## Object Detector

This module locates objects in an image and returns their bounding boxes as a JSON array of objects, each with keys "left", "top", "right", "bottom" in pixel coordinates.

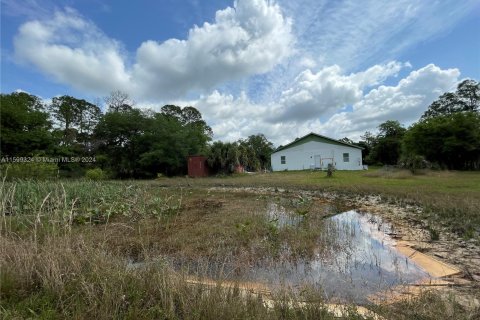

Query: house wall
[{"left": 271, "top": 141, "right": 362, "bottom": 171}]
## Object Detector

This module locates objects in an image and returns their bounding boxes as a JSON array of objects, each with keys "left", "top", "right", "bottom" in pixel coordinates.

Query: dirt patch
[
  {"left": 352, "top": 194, "right": 480, "bottom": 280},
  {"left": 186, "top": 198, "right": 225, "bottom": 211},
  {"left": 204, "top": 186, "right": 480, "bottom": 309},
  {"left": 350, "top": 195, "right": 480, "bottom": 309},
  {"left": 394, "top": 241, "right": 460, "bottom": 278}
]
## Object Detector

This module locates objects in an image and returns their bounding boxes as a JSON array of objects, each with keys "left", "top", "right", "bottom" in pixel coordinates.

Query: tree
[
  {"left": 378, "top": 120, "right": 406, "bottom": 138},
  {"left": 403, "top": 112, "right": 480, "bottom": 170},
  {"left": 207, "top": 141, "right": 240, "bottom": 173},
  {"left": 402, "top": 80, "right": 480, "bottom": 170},
  {"left": 237, "top": 141, "right": 260, "bottom": 171},
  {"left": 368, "top": 120, "right": 406, "bottom": 165},
  {"left": 457, "top": 79, "right": 480, "bottom": 112},
  {"left": 422, "top": 79, "right": 479, "bottom": 120},
  {"left": 238, "top": 134, "right": 274, "bottom": 171},
  {"left": 161, "top": 105, "right": 212, "bottom": 136},
  {"left": 0, "top": 92, "right": 53, "bottom": 156},
  {"left": 95, "top": 105, "right": 212, "bottom": 178},
  {"left": 95, "top": 108, "right": 148, "bottom": 178},
  {"left": 339, "top": 137, "right": 354, "bottom": 144},
  {"left": 160, "top": 105, "right": 212, "bottom": 157},
  {"left": 161, "top": 105, "right": 183, "bottom": 120},
  {"left": 138, "top": 112, "right": 201, "bottom": 177},
  {"left": 206, "top": 134, "right": 274, "bottom": 174},
  {"left": 104, "top": 90, "right": 133, "bottom": 113},
  {"left": 50, "top": 95, "right": 101, "bottom": 149},
  {"left": 358, "top": 131, "right": 376, "bottom": 164},
  {"left": 179, "top": 107, "right": 213, "bottom": 155}
]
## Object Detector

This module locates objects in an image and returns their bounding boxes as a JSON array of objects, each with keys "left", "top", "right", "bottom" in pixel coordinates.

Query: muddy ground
[{"left": 206, "top": 186, "right": 480, "bottom": 309}]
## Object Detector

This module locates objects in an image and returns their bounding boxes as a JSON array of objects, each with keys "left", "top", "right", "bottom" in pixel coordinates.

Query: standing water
[
  {"left": 241, "top": 208, "right": 430, "bottom": 303},
  {"left": 133, "top": 201, "right": 431, "bottom": 304}
]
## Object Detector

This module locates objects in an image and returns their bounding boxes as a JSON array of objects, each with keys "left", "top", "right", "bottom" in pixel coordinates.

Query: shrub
[
  {"left": 399, "top": 154, "right": 429, "bottom": 174},
  {"left": 0, "top": 162, "right": 58, "bottom": 180},
  {"left": 85, "top": 168, "right": 107, "bottom": 180}
]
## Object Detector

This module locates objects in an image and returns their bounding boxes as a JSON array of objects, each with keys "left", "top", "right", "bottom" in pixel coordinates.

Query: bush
[
  {"left": 399, "top": 154, "right": 429, "bottom": 174},
  {"left": 85, "top": 168, "right": 107, "bottom": 180},
  {"left": 0, "top": 162, "right": 58, "bottom": 180}
]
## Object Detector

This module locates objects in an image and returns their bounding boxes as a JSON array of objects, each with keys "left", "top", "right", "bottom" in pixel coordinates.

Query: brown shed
[{"left": 187, "top": 155, "right": 209, "bottom": 177}]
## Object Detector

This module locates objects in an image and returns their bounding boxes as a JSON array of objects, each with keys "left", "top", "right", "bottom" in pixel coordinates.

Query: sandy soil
[{"left": 207, "top": 186, "right": 480, "bottom": 309}]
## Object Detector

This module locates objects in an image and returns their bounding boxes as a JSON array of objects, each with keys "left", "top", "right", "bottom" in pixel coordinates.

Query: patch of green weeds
[{"left": 427, "top": 226, "right": 440, "bottom": 241}]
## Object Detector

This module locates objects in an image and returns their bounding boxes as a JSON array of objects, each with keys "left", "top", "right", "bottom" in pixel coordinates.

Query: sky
[{"left": 1, "top": 0, "right": 479, "bottom": 146}]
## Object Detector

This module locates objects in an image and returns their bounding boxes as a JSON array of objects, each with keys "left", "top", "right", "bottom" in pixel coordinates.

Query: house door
[{"left": 314, "top": 155, "right": 321, "bottom": 169}]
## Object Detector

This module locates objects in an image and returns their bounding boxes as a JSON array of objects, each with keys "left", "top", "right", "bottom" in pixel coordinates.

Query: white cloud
[
  {"left": 316, "top": 64, "right": 461, "bottom": 141},
  {"left": 14, "top": 8, "right": 131, "bottom": 95},
  {"left": 193, "top": 90, "right": 263, "bottom": 119},
  {"left": 182, "top": 63, "right": 460, "bottom": 146},
  {"left": 13, "top": 0, "right": 293, "bottom": 99},
  {"left": 173, "top": 90, "right": 270, "bottom": 142},
  {"left": 270, "top": 61, "right": 406, "bottom": 122},
  {"left": 132, "top": 0, "right": 292, "bottom": 98},
  {"left": 171, "top": 89, "right": 296, "bottom": 144},
  {"left": 253, "top": 0, "right": 476, "bottom": 105},
  {"left": 9, "top": 0, "right": 473, "bottom": 147}
]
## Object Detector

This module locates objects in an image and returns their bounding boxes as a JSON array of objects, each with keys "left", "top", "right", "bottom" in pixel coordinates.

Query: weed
[
  {"left": 427, "top": 226, "right": 440, "bottom": 241},
  {"left": 1, "top": 174, "right": 479, "bottom": 319}
]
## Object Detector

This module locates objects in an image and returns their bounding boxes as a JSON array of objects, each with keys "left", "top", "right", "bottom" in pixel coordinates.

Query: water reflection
[
  {"left": 243, "top": 209, "right": 429, "bottom": 303},
  {"left": 267, "top": 202, "right": 305, "bottom": 227},
  {"left": 131, "top": 205, "right": 430, "bottom": 304}
]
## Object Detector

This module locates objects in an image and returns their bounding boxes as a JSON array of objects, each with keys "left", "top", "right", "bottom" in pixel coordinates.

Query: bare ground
[{"left": 205, "top": 185, "right": 480, "bottom": 310}]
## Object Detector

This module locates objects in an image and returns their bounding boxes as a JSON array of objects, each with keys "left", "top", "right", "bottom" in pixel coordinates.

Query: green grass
[
  {"left": 158, "top": 168, "right": 480, "bottom": 238},
  {"left": 178, "top": 168, "right": 480, "bottom": 194}
]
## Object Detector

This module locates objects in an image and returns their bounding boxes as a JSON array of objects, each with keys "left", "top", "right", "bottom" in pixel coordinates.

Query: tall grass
[
  {"left": 0, "top": 180, "right": 183, "bottom": 238},
  {"left": 1, "top": 178, "right": 479, "bottom": 319},
  {"left": 0, "top": 180, "right": 348, "bottom": 319}
]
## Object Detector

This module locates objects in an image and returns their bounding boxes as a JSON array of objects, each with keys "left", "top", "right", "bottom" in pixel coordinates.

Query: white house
[{"left": 271, "top": 133, "right": 363, "bottom": 171}]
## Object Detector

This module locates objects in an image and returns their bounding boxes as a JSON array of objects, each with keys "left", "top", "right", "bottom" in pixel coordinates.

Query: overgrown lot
[
  {"left": 164, "top": 168, "right": 480, "bottom": 239},
  {"left": 1, "top": 169, "right": 479, "bottom": 319}
]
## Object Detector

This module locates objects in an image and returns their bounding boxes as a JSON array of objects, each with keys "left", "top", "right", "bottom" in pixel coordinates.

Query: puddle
[
  {"left": 129, "top": 202, "right": 432, "bottom": 304},
  {"left": 187, "top": 209, "right": 428, "bottom": 304},
  {"left": 267, "top": 202, "right": 305, "bottom": 228},
  {"left": 243, "top": 209, "right": 429, "bottom": 303}
]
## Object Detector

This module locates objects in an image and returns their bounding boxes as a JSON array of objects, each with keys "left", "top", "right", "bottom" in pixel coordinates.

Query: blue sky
[{"left": 1, "top": 0, "right": 479, "bottom": 145}]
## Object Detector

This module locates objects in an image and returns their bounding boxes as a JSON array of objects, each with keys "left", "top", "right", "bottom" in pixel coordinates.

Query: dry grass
[
  {"left": 1, "top": 175, "right": 479, "bottom": 319},
  {"left": 0, "top": 227, "right": 356, "bottom": 319}
]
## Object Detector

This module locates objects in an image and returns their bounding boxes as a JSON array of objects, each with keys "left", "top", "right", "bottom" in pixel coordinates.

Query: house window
[
  {"left": 343, "top": 153, "right": 349, "bottom": 162},
  {"left": 281, "top": 156, "right": 286, "bottom": 164}
]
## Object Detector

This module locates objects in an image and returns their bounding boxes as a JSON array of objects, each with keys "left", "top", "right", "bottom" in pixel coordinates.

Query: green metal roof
[{"left": 272, "top": 132, "right": 363, "bottom": 153}]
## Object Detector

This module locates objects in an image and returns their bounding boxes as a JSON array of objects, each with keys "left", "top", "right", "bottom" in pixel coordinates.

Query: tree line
[
  {"left": 356, "top": 79, "right": 480, "bottom": 170},
  {"left": 1, "top": 79, "right": 478, "bottom": 178},
  {"left": 0, "top": 91, "right": 273, "bottom": 178}
]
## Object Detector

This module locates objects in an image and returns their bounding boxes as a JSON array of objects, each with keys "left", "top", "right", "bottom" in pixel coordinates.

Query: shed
[
  {"left": 187, "top": 155, "right": 209, "bottom": 177},
  {"left": 271, "top": 133, "right": 363, "bottom": 171}
]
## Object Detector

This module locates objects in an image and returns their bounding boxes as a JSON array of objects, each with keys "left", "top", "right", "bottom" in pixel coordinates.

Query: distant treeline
[
  {"left": 354, "top": 79, "right": 480, "bottom": 170},
  {"left": 1, "top": 79, "right": 479, "bottom": 179},
  {"left": 0, "top": 91, "right": 274, "bottom": 178}
]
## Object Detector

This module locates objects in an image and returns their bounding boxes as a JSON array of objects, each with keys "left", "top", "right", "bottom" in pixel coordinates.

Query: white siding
[{"left": 271, "top": 141, "right": 362, "bottom": 171}]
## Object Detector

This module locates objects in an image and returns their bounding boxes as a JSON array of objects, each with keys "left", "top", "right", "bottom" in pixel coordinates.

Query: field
[
  {"left": 165, "top": 168, "right": 480, "bottom": 238},
  {"left": 1, "top": 168, "right": 479, "bottom": 319}
]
